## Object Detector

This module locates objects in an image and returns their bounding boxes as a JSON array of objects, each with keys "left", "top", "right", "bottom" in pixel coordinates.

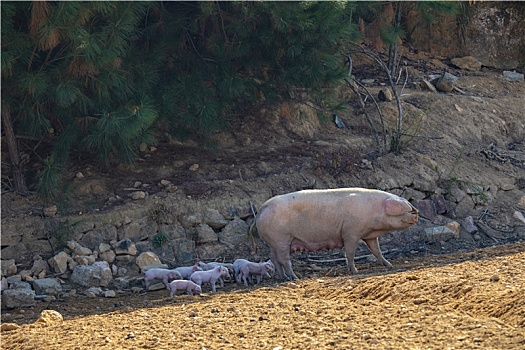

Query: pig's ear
[{"left": 384, "top": 198, "right": 412, "bottom": 216}]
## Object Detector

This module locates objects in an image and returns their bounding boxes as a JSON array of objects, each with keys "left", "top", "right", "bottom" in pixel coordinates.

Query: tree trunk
[{"left": 1, "top": 104, "right": 29, "bottom": 195}]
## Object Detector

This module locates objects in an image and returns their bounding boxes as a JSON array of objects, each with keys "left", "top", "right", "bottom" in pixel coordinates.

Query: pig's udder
[{"left": 290, "top": 238, "right": 343, "bottom": 252}]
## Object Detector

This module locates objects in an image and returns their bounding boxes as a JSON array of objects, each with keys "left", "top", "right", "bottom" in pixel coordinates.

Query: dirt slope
[{"left": 2, "top": 243, "right": 524, "bottom": 349}]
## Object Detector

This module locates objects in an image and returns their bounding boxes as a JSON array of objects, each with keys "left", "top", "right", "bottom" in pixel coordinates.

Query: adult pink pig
[{"left": 254, "top": 188, "right": 419, "bottom": 280}]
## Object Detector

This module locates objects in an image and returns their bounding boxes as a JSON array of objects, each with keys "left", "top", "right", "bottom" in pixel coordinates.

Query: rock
[
  {"left": 27, "top": 240, "right": 54, "bottom": 257},
  {"left": 131, "top": 287, "right": 143, "bottom": 293},
  {"left": 170, "top": 239, "right": 195, "bottom": 264},
  {"left": 117, "top": 267, "right": 129, "bottom": 277},
  {"left": 114, "top": 238, "right": 138, "bottom": 256},
  {"left": 11, "top": 281, "right": 32, "bottom": 290},
  {"left": 1, "top": 289, "right": 36, "bottom": 308},
  {"left": 424, "top": 226, "right": 456, "bottom": 243},
  {"left": 68, "top": 260, "right": 78, "bottom": 271},
  {"left": 19, "top": 270, "right": 32, "bottom": 281},
  {"left": 431, "top": 195, "right": 448, "bottom": 215},
  {"left": 73, "top": 246, "right": 93, "bottom": 256},
  {"left": 71, "top": 222, "right": 96, "bottom": 235},
  {"left": 1, "top": 323, "right": 20, "bottom": 332},
  {"left": 131, "top": 191, "right": 146, "bottom": 200},
  {"left": 99, "top": 250, "right": 116, "bottom": 264},
  {"left": 413, "top": 199, "right": 437, "bottom": 221},
  {"left": 74, "top": 255, "right": 96, "bottom": 265},
  {"left": 1, "top": 259, "right": 17, "bottom": 277},
  {"left": 32, "top": 278, "right": 62, "bottom": 295},
  {"left": 115, "top": 255, "right": 135, "bottom": 263},
  {"left": 445, "top": 221, "right": 461, "bottom": 238},
  {"left": 204, "top": 209, "right": 229, "bottom": 229},
  {"left": 31, "top": 258, "right": 51, "bottom": 276},
  {"left": 179, "top": 214, "right": 202, "bottom": 229},
  {"left": 1, "top": 243, "right": 29, "bottom": 261},
  {"left": 513, "top": 211, "right": 525, "bottom": 224},
  {"left": 147, "top": 282, "right": 165, "bottom": 291},
  {"left": 519, "top": 195, "right": 525, "bottom": 207},
  {"left": 43, "top": 205, "right": 57, "bottom": 217},
  {"left": 451, "top": 56, "right": 482, "bottom": 71},
  {"left": 113, "top": 277, "right": 130, "bottom": 290},
  {"left": 217, "top": 217, "right": 250, "bottom": 249},
  {"left": 333, "top": 115, "right": 345, "bottom": 128},
  {"left": 86, "top": 287, "right": 103, "bottom": 296},
  {"left": 66, "top": 240, "right": 79, "bottom": 250},
  {"left": 195, "top": 224, "right": 218, "bottom": 244},
  {"left": 43, "top": 295, "right": 56, "bottom": 302},
  {"left": 421, "top": 79, "right": 437, "bottom": 92},
  {"left": 1, "top": 230, "right": 22, "bottom": 246},
  {"left": 70, "top": 261, "right": 113, "bottom": 287},
  {"left": 135, "top": 252, "right": 162, "bottom": 272},
  {"left": 117, "top": 220, "right": 154, "bottom": 242},
  {"left": 455, "top": 196, "right": 476, "bottom": 217},
  {"left": 80, "top": 225, "right": 118, "bottom": 251},
  {"left": 98, "top": 242, "right": 112, "bottom": 253},
  {"left": 435, "top": 72, "right": 457, "bottom": 93},
  {"left": 48, "top": 252, "right": 71, "bottom": 274},
  {"left": 189, "top": 164, "right": 199, "bottom": 172},
  {"left": 503, "top": 71, "right": 524, "bottom": 82},
  {"left": 461, "top": 216, "right": 478, "bottom": 234},
  {"left": 160, "top": 179, "right": 172, "bottom": 187},
  {"left": 133, "top": 181, "right": 142, "bottom": 188},
  {"left": 195, "top": 242, "right": 228, "bottom": 260},
  {"left": 104, "top": 290, "right": 116, "bottom": 298},
  {"left": 35, "top": 310, "right": 63, "bottom": 326},
  {"left": 361, "top": 79, "right": 375, "bottom": 84},
  {"left": 1, "top": 277, "right": 8, "bottom": 292},
  {"left": 449, "top": 187, "right": 467, "bottom": 203},
  {"left": 75, "top": 171, "right": 84, "bottom": 179},
  {"left": 6, "top": 275, "right": 22, "bottom": 284},
  {"left": 378, "top": 88, "right": 393, "bottom": 102},
  {"left": 418, "top": 155, "right": 438, "bottom": 172}
]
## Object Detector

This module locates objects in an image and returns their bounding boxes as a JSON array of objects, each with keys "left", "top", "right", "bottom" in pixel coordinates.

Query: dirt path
[{"left": 2, "top": 243, "right": 524, "bottom": 349}]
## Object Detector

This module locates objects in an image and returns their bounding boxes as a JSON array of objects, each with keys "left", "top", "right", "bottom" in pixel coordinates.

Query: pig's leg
[
  {"left": 363, "top": 237, "right": 392, "bottom": 268},
  {"left": 241, "top": 270, "right": 249, "bottom": 286},
  {"left": 162, "top": 276, "right": 170, "bottom": 290},
  {"left": 343, "top": 237, "right": 360, "bottom": 274},
  {"left": 270, "top": 250, "right": 286, "bottom": 280},
  {"left": 211, "top": 279, "right": 217, "bottom": 292},
  {"left": 272, "top": 247, "right": 298, "bottom": 280}
]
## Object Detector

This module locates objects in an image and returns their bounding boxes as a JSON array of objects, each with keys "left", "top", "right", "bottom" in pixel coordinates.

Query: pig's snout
[{"left": 402, "top": 208, "right": 419, "bottom": 224}]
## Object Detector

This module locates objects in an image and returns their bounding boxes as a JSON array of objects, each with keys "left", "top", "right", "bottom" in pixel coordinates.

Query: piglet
[
  {"left": 232, "top": 259, "right": 250, "bottom": 283},
  {"left": 169, "top": 280, "right": 202, "bottom": 297},
  {"left": 144, "top": 268, "right": 182, "bottom": 290},
  {"left": 190, "top": 266, "right": 230, "bottom": 292},
  {"left": 175, "top": 264, "right": 202, "bottom": 280},
  {"left": 238, "top": 261, "right": 273, "bottom": 286}
]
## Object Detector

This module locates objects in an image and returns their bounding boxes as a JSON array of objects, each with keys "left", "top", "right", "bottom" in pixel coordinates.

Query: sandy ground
[{"left": 1, "top": 242, "right": 524, "bottom": 350}]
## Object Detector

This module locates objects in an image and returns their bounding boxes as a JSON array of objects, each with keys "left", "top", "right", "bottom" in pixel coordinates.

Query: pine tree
[
  {"left": 2, "top": 1, "right": 362, "bottom": 202},
  {"left": 2, "top": 1, "right": 157, "bottom": 201}
]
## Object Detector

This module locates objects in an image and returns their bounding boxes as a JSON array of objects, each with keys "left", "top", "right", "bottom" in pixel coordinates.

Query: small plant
[
  {"left": 36, "top": 157, "right": 61, "bottom": 203},
  {"left": 148, "top": 204, "right": 174, "bottom": 224},
  {"left": 44, "top": 218, "right": 75, "bottom": 253},
  {"left": 152, "top": 232, "right": 168, "bottom": 249}
]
